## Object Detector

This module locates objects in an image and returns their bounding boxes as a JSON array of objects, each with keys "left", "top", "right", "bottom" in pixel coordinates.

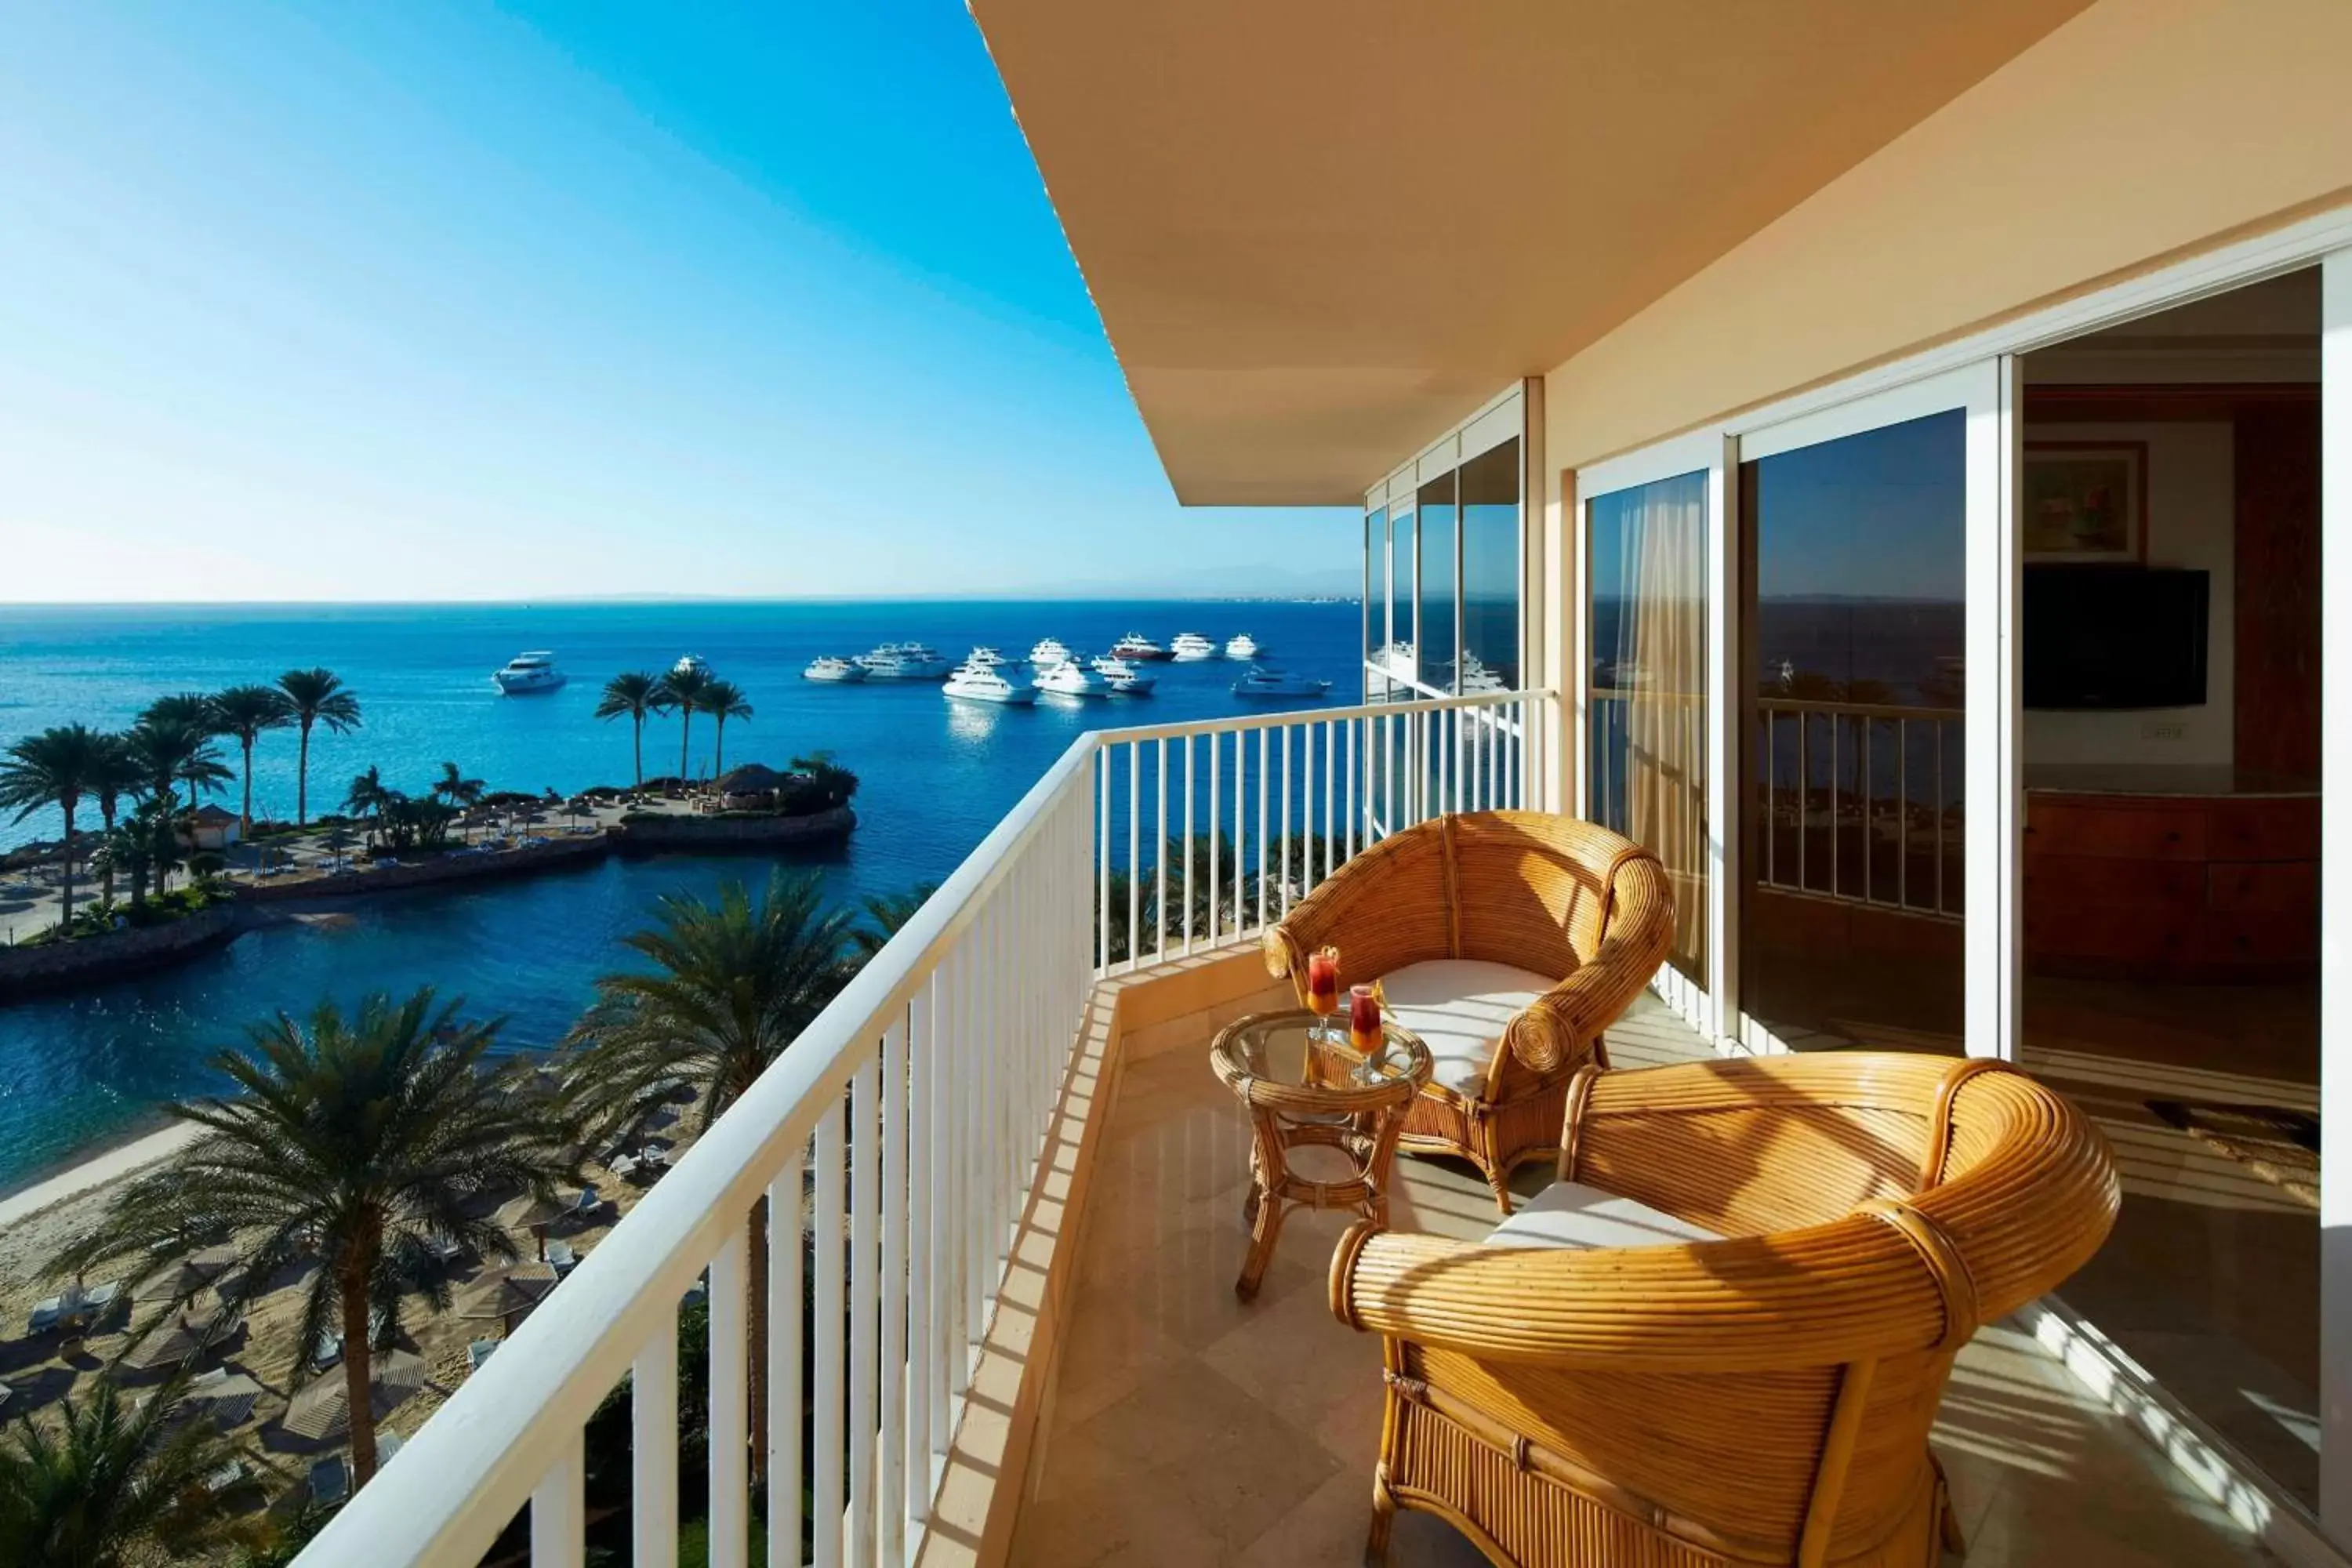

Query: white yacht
[
  {"left": 1034, "top": 659, "right": 1110, "bottom": 699},
  {"left": 1457, "top": 652, "right": 1510, "bottom": 694},
  {"left": 803, "top": 656, "right": 867, "bottom": 684},
  {"left": 1029, "top": 637, "right": 1073, "bottom": 667},
  {"left": 1091, "top": 655, "right": 1158, "bottom": 695},
  {"left": 855, "top": 643, "right": 953, "bottom": 681},
  {"left": 964, "top": 645, "right": 1020, "bottom": 670},
  {"left": 943, "top": 662, "right": 1038, "bottom": 706},
  {"left": 1231, "top": 666, "right": 1330, "bottom": 700},
  {"left": 671, "top": 653, "right": 710, "bottom": 679},
  {"left": 1224, "top": 633, "right": 1263, "bottom": 660},
  {"left": 1110, "top": 632, "right": 1171, "bottom": 662},
  {"left": 492, "top": 651, "right": 567, "bottom": 695},
  {"left": 1171, "top": 632, "right": 1218, "bottom": 661}
]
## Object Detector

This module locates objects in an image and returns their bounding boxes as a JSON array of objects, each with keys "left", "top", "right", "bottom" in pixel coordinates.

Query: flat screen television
[{"left": 2023, "top": 564, "right": 2209, "bottom": 710}]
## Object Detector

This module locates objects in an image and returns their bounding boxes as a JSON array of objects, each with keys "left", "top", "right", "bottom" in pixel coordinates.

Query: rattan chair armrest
[
  {"left": 1329, "top": 1221, "right": 1948, "bottom": 1373},
  {"left": 1495, "top": 866, "right": 1675, "bottom": 1076}
]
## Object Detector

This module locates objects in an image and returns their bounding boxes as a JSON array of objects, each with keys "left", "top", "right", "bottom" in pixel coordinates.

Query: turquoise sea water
[{"left": 0, "top": 600, "right": 1360, "bottom": 1191}]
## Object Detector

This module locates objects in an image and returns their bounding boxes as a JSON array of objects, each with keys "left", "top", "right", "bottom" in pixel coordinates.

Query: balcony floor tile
[{"left": 1013, "top": 995, "right": 2279, "bottom": 1566}]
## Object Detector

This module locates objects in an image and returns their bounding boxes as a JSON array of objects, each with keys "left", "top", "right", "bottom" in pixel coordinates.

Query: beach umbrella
[
  {"left": 496, "top": 1192, "right": 566, "bottom": 1258},
  {"left": 177, "top": 1372, "right": 264, "bottom": 1431},
  {"left": 134, "top": 1245, "right": 240, "bottom": 1304},
  {"left": 117, "top": 1311, "right": 212, "bottom": 1372},
  {"left": 282, "top": 1348, "right": 427, "bottom": 1443},
  {"left": 453, "top": 1265, "right": 556, "bottom": 1330}
]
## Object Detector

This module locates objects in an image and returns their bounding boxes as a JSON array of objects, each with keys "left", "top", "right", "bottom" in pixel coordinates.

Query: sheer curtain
[{"left": 1595, "top": 471, "right": 1708, "bottom": 982}]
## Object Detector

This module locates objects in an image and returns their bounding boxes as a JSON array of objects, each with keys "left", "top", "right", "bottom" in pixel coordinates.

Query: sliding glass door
[{"left": 1732, "top": 365, "right": 2009, "bottom": 1059}]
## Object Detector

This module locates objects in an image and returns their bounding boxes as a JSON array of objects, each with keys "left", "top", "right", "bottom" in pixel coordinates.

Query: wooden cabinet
[{"left": 2023, "top": 791, "right": 2317, "bottom": 981}]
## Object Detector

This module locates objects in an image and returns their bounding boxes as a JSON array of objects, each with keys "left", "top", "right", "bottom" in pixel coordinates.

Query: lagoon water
[{"left": 0, "top": 600, "right": 1361, "bottom": 1191}]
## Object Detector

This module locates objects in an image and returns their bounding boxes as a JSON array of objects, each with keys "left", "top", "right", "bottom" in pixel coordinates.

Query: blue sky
[{"left": 0, "top": 2, "right": 1351, "bottom": 601}]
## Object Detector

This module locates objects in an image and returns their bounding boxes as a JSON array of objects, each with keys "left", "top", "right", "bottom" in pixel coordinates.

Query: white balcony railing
[{"left": 296, "top": 685, "right": 1549, "bottom": 1568}]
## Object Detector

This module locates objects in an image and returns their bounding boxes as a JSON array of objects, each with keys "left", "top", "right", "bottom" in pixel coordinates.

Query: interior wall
[{"left": 2020, "top": 422, "right": 2235, "bottom": 766}]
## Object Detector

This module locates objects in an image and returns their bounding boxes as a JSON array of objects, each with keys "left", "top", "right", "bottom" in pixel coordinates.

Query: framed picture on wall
[{"left": 2022, "top": 441, "right": 2147, "bottom": 563}]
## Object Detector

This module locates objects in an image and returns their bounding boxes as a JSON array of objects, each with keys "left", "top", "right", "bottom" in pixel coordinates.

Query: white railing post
[
  {"left": 814, "top": 1098, "right": 846, "bottom": 1568},
  {"left": 531, "top": 1435, "right": 585, "bottom": 1568},
  {"left": 708, "top": 1224, "right": 749, "bottom": 1568},
  {"left": 880, "top": 1014, "right": 909, "bottom": 1563},
  {"left": 768, "top": 1147, "right": 803, "bottom": 1568},
  {"left": 634, "top": 1323, "right": 679, "bottom": 1568}
]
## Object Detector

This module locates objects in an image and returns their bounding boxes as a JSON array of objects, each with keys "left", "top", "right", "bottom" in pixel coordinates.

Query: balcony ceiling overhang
[{"left": 971, "top": 0, "right": 2095, "bottom": 506}]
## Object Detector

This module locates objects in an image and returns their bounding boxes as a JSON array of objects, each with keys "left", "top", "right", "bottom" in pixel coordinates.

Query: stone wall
[
  {"left": 240, "top": 833, "right": 611, "bottom": 902},
  {"left": 0, "top": 902, "right": 242, "bottom": 999},
  {"left": 612, "top": 806, "right": 857, "bottom": 850}
]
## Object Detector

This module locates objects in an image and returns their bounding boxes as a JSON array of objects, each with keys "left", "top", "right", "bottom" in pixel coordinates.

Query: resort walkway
[{"left": 1011, "top": 995, "right": 2278, "bottom": 1566}]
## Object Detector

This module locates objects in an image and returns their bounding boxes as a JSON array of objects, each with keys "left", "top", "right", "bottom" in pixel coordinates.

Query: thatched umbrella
[
  {"left": 281, "top": 1348, "right": 427, "bottom": 1443},
  {"left": 178, "top": 1372, "right": 264, "bottom": 1430},
  {"left": 318, "top": 828, "right": 360, "bottom": 874},
  {"left": 495, "top": 1192, "right": 566, "bottom": 1259},
  {"left": 453, "top": 1265, "right": 557, "bottom": 1333},
  {"left": 117, "top": 1311, "right": 215, "bottom": 1373},
  {"left": 134, "top": 1245, "right": 240, "bottom": 1304}
]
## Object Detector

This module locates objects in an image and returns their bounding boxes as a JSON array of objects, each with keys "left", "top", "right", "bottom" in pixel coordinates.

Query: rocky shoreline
[{"left": 0, "top": 806, "right": 857, "bottom": 1001}]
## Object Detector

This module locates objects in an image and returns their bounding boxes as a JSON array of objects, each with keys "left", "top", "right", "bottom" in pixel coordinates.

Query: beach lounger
[
  {"left": 607, "top": 1153, "right": 640, "bottom": 1181},
  {"left": 309, "top": 1457, "right": 350, "bottom": 1504},
  {"left": 468, "top": 1338, "right": 499, "bottom": 1372},
  {"left": 430, "top": 1234, "right": 466, "bottom": 1263},
  {"left": 546, "top": 1240, "right": 579, "bottom": 1276},
  {"left": 311, "top": 1330, "right": 343, "bottom": 1371},
  {"left": 564, "top": 1185, "right": 602, "bottom": 1220},
  {"left": 204, "top": 1458, "right": 246, "bottom": 1494},
  {"left": 379, "top": 1431, "right": 406, "bottom": 1465}
]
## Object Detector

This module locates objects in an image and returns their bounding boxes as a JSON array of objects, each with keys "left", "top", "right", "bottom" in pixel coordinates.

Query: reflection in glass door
[
  {"left": 1740, "top": 409, "right": 1969, "bottom": 1054},
  {"left": 1589, "top": 471, "right": 1710, "bottom": 989}
]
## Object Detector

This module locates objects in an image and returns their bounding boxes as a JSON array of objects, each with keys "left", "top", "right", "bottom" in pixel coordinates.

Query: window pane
[
  {"left": 1460, "top": 439, "right": 1520, "bottom": 691},
  {"left": 1417, "top": 470, "right": 1457, "bottom": 692},
  {"left": 1363, "top": 507, "right": 1388, "bottom": 700},
  {"left": 1387, "top": 509, "right": 1417, "bottom": 686},
  {"left": 1588, "top": 470, "right": 1708, "bottom": 983},
  {"left": 1740, "top": 408, "right": 1965, "bottom": 1050}
]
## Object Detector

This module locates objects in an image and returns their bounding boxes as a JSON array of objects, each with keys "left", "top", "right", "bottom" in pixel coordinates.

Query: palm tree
[
  {"left": 126, "top": 720, "right": 230, "bottom": 816},
  {"left": 276, "top": 670, "right": 361, "bottom": 828},
  {"left": 58, "top": 989, "right": 583, "bottom": 1492},
  {"left": 209, "top": 685, "right": 294, "bottom": 836},
  {"left": 593, "top": 673, "right": 671, "bottom": 793},
  {"left": 343, "top": 767, "right": 394, "bottom": 848},
  {"left": 0, "top": 724, "right": 107, "bottom": 921},
  {"left": 696, "top": 680, "right": 753, "bottom": 778},
  {"left": 95, "top": 800, "right": 182, "bottom": 910},
  {"left": 139, "top": 692, "right": 216, "bottom": 735},
  {"left": 87, "top": 734, "right": 145, "bottom": 906},
  {"left": 655, "top": 666, "right": 713, "bottom": 784},
  {"left": 849, "top": 880, "right": 940, "bottom": 963},
  {"left": 432, "top": 763, "right": 485, "bottom": 841},
  {"left": 564, "top": 871, "right": 858, "bottom": 1486},
  {"left": 0, "top": 1370, "right": 258, "bottom": 1566}
]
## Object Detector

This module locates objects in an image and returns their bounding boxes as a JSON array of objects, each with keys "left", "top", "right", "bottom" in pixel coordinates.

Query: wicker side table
[{"left": 1208, "top": 1008, "right": 1433, "bottom": 1301}]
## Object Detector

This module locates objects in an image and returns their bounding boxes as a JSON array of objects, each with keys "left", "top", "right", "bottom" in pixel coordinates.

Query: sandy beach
[{"left": 0, "top": 1104, "right": 687, "bottom": 1508}]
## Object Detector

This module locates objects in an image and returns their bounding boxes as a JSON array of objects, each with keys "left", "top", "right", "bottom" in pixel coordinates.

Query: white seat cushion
[
  {"left": 1380, "top": 959, "right": 1555, "bottom": 1097},
  {"left": 1483, "top": 1179, "right": 1721, "bottom": 1250}
]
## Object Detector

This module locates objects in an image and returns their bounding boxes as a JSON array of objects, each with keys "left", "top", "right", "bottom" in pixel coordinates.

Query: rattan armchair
[
  {"left": 1329, "top": 1053, "right": 2119, "bottom": 1568},
  {"left": 1264, "top": 811, "right": 1675, "bottom": 1213}
]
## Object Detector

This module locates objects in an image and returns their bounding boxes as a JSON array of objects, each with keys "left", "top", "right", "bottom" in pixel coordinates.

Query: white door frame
[
  {"left": 1730, "top": 361, "right": 2013, "bottom": 1063},
  {"left": 1577, "top": 428, "right": 1732, "bottom": 1042},
  {"left": 2319, "top": 245, "right": 2352, "bottom": 1549}
]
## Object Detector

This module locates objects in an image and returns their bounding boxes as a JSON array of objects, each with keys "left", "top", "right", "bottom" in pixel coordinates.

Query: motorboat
[
  {"left": 1224, "top": 633, "right": 1263, "bottom": 660},
  {"left": 1029, "top": 637, "right": 1074, "bottom": 667},
  {"left": 1457, "top": 652, "right": 1511, "bottom": 694},
  {"left": 492, "top": 652, "right": 567, "bottom": 695},
  {"left": 1171, "top": 632, "right": 1218, "bottom": 661},
  {"left": 1110, "top": 632, "right": 1171, "bottom": 662},
  {"left": 671, "top": 653, "right": 710, "bottom": 679},
  {"left": 944, "top": 662, "right": 1039, "bottom": 706},
  {"left": 964, "top": 645, "right": 1021, "bottom": 670},
  {"left": 1230, "top": 666, "right": 1331, "bottom": 700},
  {"left": 1034, "top": 660, "right": 1110, "bottom": 699},
  {"left": 803, "top": 656, "right": 867, "bottom": 684},
  {"left": 855, "top": 643, "right": 954, "bottom": 681},
  {"left": 1091, "top": 655, "right": 1158, "bottom": 695}
]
